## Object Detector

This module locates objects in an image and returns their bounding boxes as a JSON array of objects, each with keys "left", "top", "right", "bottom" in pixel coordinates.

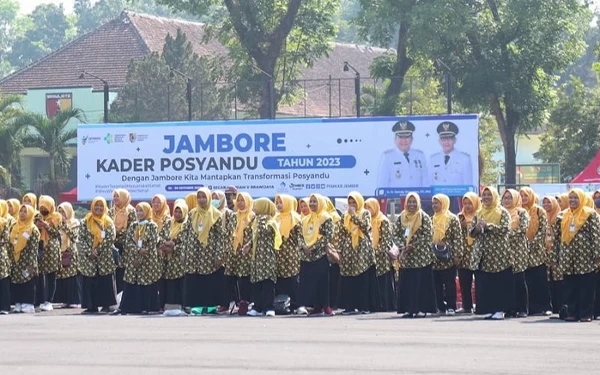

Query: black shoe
[{"left": 110, "top": 310, "right": 122, "bottom": 316}]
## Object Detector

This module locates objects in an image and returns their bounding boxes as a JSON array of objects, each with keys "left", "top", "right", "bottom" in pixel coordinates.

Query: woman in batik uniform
[
  {"left": 520, "top": 187, "right": 551, "bottom": 315},
  {"left": 502, "top": 189, "right": 530, "bottom": 317},
  {"left": 543, "top": 196, "right": 563, "bottom": 314},
  {"left": 151, "top": 194, "right": 170, "bottom": 310},
  {"left": 185, "top": 192, "right": 197, "bottom": 211},
  {"left": 35, "top": 195, "right": 63, "bottom": 311},
  {"left": 431, "top": 194, "right": 464, "bottom": 315},
  {"left": 109, "top": 189, "right": 136, "bottom": 294},
  {"left": 274, "top": 194, "right": 304, "bottom": 311},
  {"left": 298, "top": 197, "right": 311, "bottom": 218},
  {"left": 22, "top": 193, "right": 37, "bottom": 208},
  {"left": 553, "top": 189, "right": 600, "bottom": 322},
  {"left": 593, "top": 190, "right": 600, "bottom": 319},
  {"left": 3, "top": 199, "right": 17, "bottom": 230},
  {"left": 247, "top": 198, "right": 281, "bottom": 317},
  {"left": 324, "top": 197, "right": 342, "bottom": 310},
  {"left": 158, "top": 199, "right": 188, "bottom": 314},
  {"left": 182, "top": 187, "right": 224, "bottom": 312},
  {"left": 55, "top": 202, "right": 81, "bottom": 308},
  {"left": 0, "top": 200, "right": 11, "bottom": 313},
  {"left": 470, "top": 186, "right": 512, "bottom": 320},
  {"left": 79, "top": 197, "right": 117, "bottom": 314},
  {"left": 119, "top": 202, "right": 160, "bottom": 315},
  {"left": 212, "top": 190, "right": 236, "bottom": 313},
  {"left": 232, "top": 192, "right": 254, "bottom": 312},
  {"left": 457, "top": 192, "right": 480, "bottom": 314},
  {"left": 394, "top": 192, "right": 436, "bottom": 318},
  {"left": 9, "top": 205, "right": 40, "bottom": 313},
  {"left": 297, "top": 194, "right": 335, "bottom": 316},
  {"left": 557, "top": 193, "right": 569, "bottom": 212}
]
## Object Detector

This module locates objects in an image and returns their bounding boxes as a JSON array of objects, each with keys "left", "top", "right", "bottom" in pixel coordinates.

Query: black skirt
[
  {"left": 11, "top": 278, "right": 36, "bottom": 305},
  {"left": 298, "top": 256, "right": 330, "bottom": 309},
  {"left": 0, "top": 277, "right": 10, "bottom": 312},
  {"left": 121, "top": 282, "right": 160, "bottom": 314},
  {"left": 476, "top": 267, "right": 514, "bottom": 315},
  {"left": 159, "top": 277, "right": 184, "bottom": 307},
  {"left": 54, "top": 275, "right": 82, "bottom": 305},
  {"left": 184, "top": 268, "right": 224, "bottom": 308},
  {"left": 397, "top": 264, "right": 437, "bottom": 315},
  {"left": 377, "top": 270, "right": 397, "bottom": 312},
  {"left": 81, "top": 274, "right": 116, "bottom": 309},
  {"left": 525, "top": 265, "right": 552, "bottom": 314}
]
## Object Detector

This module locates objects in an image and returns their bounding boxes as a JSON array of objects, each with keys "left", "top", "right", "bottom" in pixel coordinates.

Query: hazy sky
[{"left": 18, "top": 0, "right": 76, "bottom": 14}]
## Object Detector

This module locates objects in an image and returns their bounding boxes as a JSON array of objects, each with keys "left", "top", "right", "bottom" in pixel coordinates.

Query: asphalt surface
[{"left": 0, "top": 309, "right": 598, "bottom": 374}]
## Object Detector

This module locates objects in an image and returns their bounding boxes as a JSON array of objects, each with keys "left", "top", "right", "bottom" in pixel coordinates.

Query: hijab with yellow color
[
  {"left": 432, "top": 194, "right": 451, "bottom": 244},
  {"left": 135, "top": 202, "right": 152, "bottom": 244},
  {"left": 7, "top": 199, "right": 20, "bottom": 219},
  {"left": 112, "top": 189, "right": 133, "bottom": 232},
  {"left": 584, "top": 193, "right": 595, "bottom": 209},
  {"left": 557, "top": 193, "right": 569, "bottom": 211},
  {"left": 151, "top": 194, "right": 170, "bottom": 232},
  {"left": 39, "top": 195, "right": 63, "bottom": 247},
  {"left": 10, "top": 204, "right": 36, "bottom": 262},
  {"left": 298, "top": 197, "right": 310, "bottom": 218},
  {"left": 343, "top": 191, "right": 366, "bottom": 249},
  {"left": 461, "top": 192, "right": 480, "bottom": 246},
  {"left": 325, "top": 197, "right": 341, "bottom": 223},
  {"left": 85, "top": 197, "right": 113, "bottom": 249},
  {"left": 185, "top": 192, "right": 197, "bottom": 211},
  {"left": 478, "top": 186, "right": 503, "bottom": 225},
  {"left": 22, "top": 193, "right": 37, "bottom": 209},
  {"left": 543, "top": 195, "right": 560, "bottom": 251},
  {"left": 400, "top": 192, "right": 422, "bottom": 245},
  {"left": 520, "top": 187, "right": 545, "bottom": 241},
  {"left": 233, "top": 192, "right": 254, "bottom": 250},
  {"left": 503, "top": 189, "right": 523, "bottom": 230},
  {"left": 275, "top": 194, "right": 301, "bottom": 239},
  {"left": 0, "top": 200, "right": 8, "bottom": 233},
  {"left": 191, "top": 188, "right": 222, "bottom": 246},
  {"left": 170, "top": 199, "right": 189, "bottom": 240},
  {"left": 252, "top": 198, "right": 282, "bottom": 259},
  {"left": 58, "top": 202, "right": 79, "bottom": 253},
  {"left": 302, "top": 194, "right": 331, "bottom": 247},
  {"left": 365, "top": 198, "right": 387, "bottom": 250},
  {"left": 561, "top": 189, "right": 594, "bottom": 245}
]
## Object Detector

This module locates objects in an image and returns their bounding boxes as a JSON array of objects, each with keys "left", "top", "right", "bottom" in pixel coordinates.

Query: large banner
[{"left": 77, "top": 115, "right": 479, "bottom": 201}]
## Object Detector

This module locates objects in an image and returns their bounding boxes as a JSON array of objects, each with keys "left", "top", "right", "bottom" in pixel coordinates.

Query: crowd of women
[{"left": 0, "top": 186, "right": 599, "bottom": 322}]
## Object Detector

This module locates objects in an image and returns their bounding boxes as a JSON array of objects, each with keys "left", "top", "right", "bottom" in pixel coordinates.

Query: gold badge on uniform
[
  {"left": 395, "top": 170, "right": 402, "bottom": 179},
  {"left": 434, "top": 172, "right": 439, "bottom": 181},
  {"left": 443, "top": 123, "right": 450, "bottom": 131}
]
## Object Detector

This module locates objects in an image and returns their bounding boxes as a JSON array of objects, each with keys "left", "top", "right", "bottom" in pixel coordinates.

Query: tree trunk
[
  {"left": 49, "top": 154, "right": 57, "bottom": 198},
  {"left": 490, "top": 93, "right": 517, "bottom": 188}
]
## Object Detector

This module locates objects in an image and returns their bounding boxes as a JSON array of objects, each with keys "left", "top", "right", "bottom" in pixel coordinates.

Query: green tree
[
  {"left": 0, "top": 93, "right": 25, "bottom": 191},
  {"left": 155, "top": 0, "right": 339, "bottom": 119},
  {"left": 14, "top": 109, "right": 85, "bottom": 197},
  {"left": 537, "top": 78, "right": 600, "bottom": 182},
  {"left": 478, "top": 116, "right": 502, "bottom": 186},
  {"left": 412, "top": 0, "right": 591, "bottom": 187},
  {"left": 0, "top": 0, "right": 19, "bottom": 75}
]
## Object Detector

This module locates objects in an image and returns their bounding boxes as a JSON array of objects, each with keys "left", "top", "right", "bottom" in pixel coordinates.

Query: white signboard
[{"left": 77, "top": 115, "right": 479, "bottom": 201}]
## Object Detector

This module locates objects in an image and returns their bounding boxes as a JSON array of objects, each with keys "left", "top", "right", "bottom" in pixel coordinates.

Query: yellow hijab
[
  {"left": 561, "top": 189, "right": 594, "bottom": 245},
  {"left": 185, "top": 192, "right": 197, "bottom": 211},
  {"left": 233, "top": 192, "right": 254, "bottom": 250},
  {"left": 400, "top": 192, "right": 422, "bottom": 245},
  {"left": 7, "top": 199, "right": 20, "bottom": 219},
  {"left": 22, "top": 193, "right": 37, "bottom": 208},
  {"left": 39, "top": 195, "right": 63, "bottom": 247},
  {"left": 584, "top": 193, "right": 595, "bottom": 209},
  {"left": 503, "top": 189, "right": 522, "bottom": 230},
  {"left": 58, "top": 202, "right": 79, "bottom": 252},
  {"left": 112, "top": 189, "right": 133, "bottom": 232},
  {"left": 302, "top": 194, "right": 331, "bottom": 247},
  {"left": 252, "top": 198, "right": 282, "bottom": 259},
  {"left": 190, "top": 187, "right": 221, "bottom": 246},
  {"left": 135, "top": 202, "right": 152, "bottom": 243},
  {"left": 0, "top": 200, "right": 7, "bottom": 233},
  {"left": 432, "top": 194, "right": 451, "bottom": 244},
  {"left": 461, "top": 192, "right": 480, "bottom": 246},
  {"left": 520, "top": 187, "right": 544, "bottom": 241},
  {"left": 543, "top": 195, "right": 560, "bottom": 251},
  {"left": 478, "top": 186, "right": 503, "bottom": 225},
  {"left": 365, "top": 198, "right": 387, "bottom": 250},
  {"left": 325, "top": 197, "right": 341, "bottom": 224},
  {"left": 298, "top": 197, "right": 311, "bottom": 218},
  {"left": 10, "top": 204, "right": 36, "bottom": 262},
  {"left": 343, "top": 191, "right": 365, "bottom": 249},
  {"left": 557, "top": 193, "right": 569, "bottom": 211},
  {"left": 151, "top": 194, "right": 170, "bottom": 232},
  {"left": 170, "top": 199, "right": 189, "bottom": 240},
  {"left": 275, "top": 194, "right": 301, "bottom": 239},
  {"left": 85, "top": 197, "right": 113, "bottom": 249}
]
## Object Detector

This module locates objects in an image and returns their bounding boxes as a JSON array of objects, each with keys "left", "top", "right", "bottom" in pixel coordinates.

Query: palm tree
[
  {"left": 14, "top": 108, "right": 86, "bottom": 196},
  {"left": 0, "top": 94, "right": 26, "bottom": 189}
]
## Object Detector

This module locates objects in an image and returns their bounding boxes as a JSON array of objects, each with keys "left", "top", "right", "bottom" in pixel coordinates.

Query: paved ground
[{"left": 0, "top": 309, "right": 598, "bottom": 374}]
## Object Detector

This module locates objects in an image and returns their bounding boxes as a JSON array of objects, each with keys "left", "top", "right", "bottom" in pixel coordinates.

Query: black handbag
[
  {"left": 432, "top": 244, "right": 452, "bottom": 261},
  {"left": 112, "top": 246, "right": 121, "bottom": 265},
  {"left": 273, "top": 294, "right": 291, "bottom": 315}
]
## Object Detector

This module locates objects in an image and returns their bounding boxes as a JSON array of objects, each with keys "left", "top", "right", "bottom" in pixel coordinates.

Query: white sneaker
[
  {"left": 543, "top": 310, "right": 552, "bottom": 316},
  {"left": 415, "top": 312, "right": 426, "bottom": 318},
  {"left": 482, "top": 313, "right": 493, "bottom": 319},
  {"left": 265, "top": 310, "right": 275, "bottom": 317},
  {"left": 446, "top": 309, "right": 456, "bottom": 316},
  {"left": 13, "top": 303, "right": 22, "bottom": 313},
  {"left": 492, "top": 312, "right": 505, "bottom": 320},
  {"left": 21, "top": 304, "right": 35, "bottom": 314},
  {"left": 0, "top": 311, "right": 8, "bottom": 315},
  {"left": 247, "top": 309, "right": 262, "bottom": 317},
  {"left": 40, "top": 302, "right": 54, "bottom": 312},
  {"left": 163, "top": 309, "right": 187, "bottom": 317},
  {"left": 296, "top": 306, "right": 308, "bottom": 315}
]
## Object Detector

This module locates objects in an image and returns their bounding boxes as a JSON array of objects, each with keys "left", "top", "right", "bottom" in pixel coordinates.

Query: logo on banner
[
  {"left": 129, "top": 133, "right": 137, "bottom": 143},
  {"left": 46, "top": 93, "right": 72, "bottom": 119}
]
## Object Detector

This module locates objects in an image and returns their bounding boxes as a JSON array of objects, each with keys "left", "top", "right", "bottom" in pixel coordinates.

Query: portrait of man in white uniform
[{"left": 429, "top": 121, "right": 473, "bottom": 186}]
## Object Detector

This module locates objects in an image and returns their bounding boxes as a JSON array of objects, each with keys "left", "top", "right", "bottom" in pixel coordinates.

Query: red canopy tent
[
  {"left": 59, "top": 187, "right": 78, "bottom": 203},
  {"left": 571, "top": 148, "right": 600, "bottom": 184}
]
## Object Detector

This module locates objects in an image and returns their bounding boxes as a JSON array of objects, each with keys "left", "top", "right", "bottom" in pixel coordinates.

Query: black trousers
[
  {"left": 593, "top": 273, "right": 600, "bottom": 317},
  {"left": 159, "top": 277, "right": 184, "bottom": 308},
  {"left": 525, "top": 265, "right": 552, "bottom": 314},
  {"left": 397, "top": 265, "right": 437, "bottom": 315},
  {"left": 54, "top": 275, "right": 82, "bottom": 305},
  {"left": 433, "top": 266, "right": 457, "bottom": 311},
  {"left": 81, "top": 274, "right": 116, "bottom": 310},
  {"left": 121, "top": 282, "right": 160, "bottom": 314},
  {"left": 184, "top": 268, "right": 225, "bottom": 307},
  {"left": 340, "top": 269, "right": 371, "bottom": 312},
  {"left": 11, "top": 279, "right": 36, "bottom": 305},
  {"left": 35, "top": 272, "right": 56, "bottom": 305},
  {"left": 0, "top": 277, "right": 10, "bottom": 311},
  {"left": 564, "top": 272, "right": 596, "bottom": 320},
  {"left": 252, "top": 279, "right": 275, "bottom": 313},
  {"left": 299, "top": 256, "right": 330, "bottom": 309},
  {"left": 476, "top": 268, "right": 514, "bottom": 315},
  {"left": 376, "top": 270, "right": 396, "bottom": 312},
  {"left": 275, "top": 275, "right": 299, "bottom": 309},
  {"left": 114, "top": 242, "right": 125, "bottom": 294},
  {"left": 329, "top": 263, "right": 341, "bottom": 309},
  {"left": 550, "top": 279, "right": 566, "bottom": 314},
  {"left": 512, "top": 271, "right": 529, "bottom": 314},
  {"left": 458, "top": 268, "right": 474, "bottom": 311}
]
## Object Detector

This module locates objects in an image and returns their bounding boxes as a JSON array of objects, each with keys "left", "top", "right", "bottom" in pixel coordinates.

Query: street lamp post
[
  {"left": 343, "top": 61, "right": 361, "bottom": 118},
  {"left": 79, "top": 71, "right": 109, "bottom": 123},
  {"left": 170, "top": 69, "right": 193, "bottom": 121},
  {"left": 435, "top": 59, "right": 453, "bottom": 115}
]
